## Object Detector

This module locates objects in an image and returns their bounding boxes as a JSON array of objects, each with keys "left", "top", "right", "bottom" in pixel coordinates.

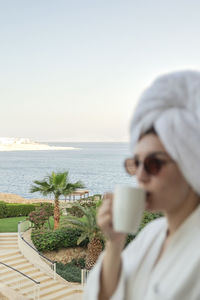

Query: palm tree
[
  {"left": 63, "top": 202, "right": 104, "bottom": 270},
  {"left": 30, "top": 171, "right": 84, "bottom": 230}
]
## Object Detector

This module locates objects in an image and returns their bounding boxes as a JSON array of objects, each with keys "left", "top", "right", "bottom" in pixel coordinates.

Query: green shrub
[
  {"left": 72, "top": 257, "right": 86, "bottom": 269},
  {"left": 27, "top": 203, "right": 54, "bottom": 229},
  {"left": 31, "top": 210, "right": 162, "bottom": 252},
  {"left": 66, "top": 198, "right": 102, "bottom": 218},
  {"left": 66, "top": 205, "right": 83, "bottom": 218},
  {"left": 0, "top": 201, "right": 7, "bottom": 218},
  {"left": 6, "top": 204, "right": 37, "bottom": 217},
  {"left": 31, "top": 227, "right": 89, "bottom": 252},
  {"left": 56, "top": 259, "right": 85, "bottom": 283},
  {"left": 57, "top": 263, "right": 81, "bottom": 282},
  {"left": 125, "top": 234, "right": 135, "bottom": 247},
  {"left": 139, "top": 211, "right": 163, "bottom": 231},
  {"left": 28, "top": 209, "right": 49, "bottom": 229}
]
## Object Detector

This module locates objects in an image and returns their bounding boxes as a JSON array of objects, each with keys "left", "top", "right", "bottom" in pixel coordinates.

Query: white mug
[{"left": 113, "top": 185, "right": 145, "bottom": 234}]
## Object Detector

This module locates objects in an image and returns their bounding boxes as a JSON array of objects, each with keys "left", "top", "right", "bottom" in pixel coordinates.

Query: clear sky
[{"left": 1, "top": 0, "right": 200, "bottom": 142}]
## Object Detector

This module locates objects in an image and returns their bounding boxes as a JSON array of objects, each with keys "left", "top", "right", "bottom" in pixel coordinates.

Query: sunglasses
[{"left": 124, "top": 152, "right": 174, "bottom": 176}]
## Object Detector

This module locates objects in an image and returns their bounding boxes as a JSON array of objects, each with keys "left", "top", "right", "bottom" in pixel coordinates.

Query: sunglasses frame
[{"left": 124, "top": 152, "right": 174, "bottom": 176}]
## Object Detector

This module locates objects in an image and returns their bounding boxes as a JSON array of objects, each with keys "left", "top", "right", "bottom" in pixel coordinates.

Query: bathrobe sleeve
[
  {"left": 83, "top": 251, "right": 126, "bottom": 300},
  {"left": 83, "top": 218, "right": 165, "bottom": 300}
]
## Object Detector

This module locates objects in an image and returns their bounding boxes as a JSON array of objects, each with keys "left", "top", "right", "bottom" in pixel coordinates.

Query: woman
[{"left": 84, "top": 70, "right": 200, "bottom": 300}]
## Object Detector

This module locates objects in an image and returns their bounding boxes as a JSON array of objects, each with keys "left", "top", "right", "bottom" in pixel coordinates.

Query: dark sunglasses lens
[{"left": 145, "top": 157, "right": 162, "bottom": 175}]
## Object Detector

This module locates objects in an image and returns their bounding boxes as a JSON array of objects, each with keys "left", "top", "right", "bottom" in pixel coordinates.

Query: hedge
[
  {"left": 31, "top": 227, "right": 89, "bottom": 252},
  {"left": 0, "top": 202, "right": 7, "bottom": 218},
  {"left": 56, "top": 258, "right": 86, "bottom": 283},
  {"left": 0, "top": 202, "right": 38, "bottom": 218}
]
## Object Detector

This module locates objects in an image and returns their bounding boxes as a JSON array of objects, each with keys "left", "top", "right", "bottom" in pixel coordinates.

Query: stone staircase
[{"left": 0, "top": 233, "right": 83, "bottom": 300}]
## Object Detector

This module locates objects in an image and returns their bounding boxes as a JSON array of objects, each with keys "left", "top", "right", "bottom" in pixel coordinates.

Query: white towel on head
[{"left": 130, "top": 70, "right": 200, "bottom": 195}]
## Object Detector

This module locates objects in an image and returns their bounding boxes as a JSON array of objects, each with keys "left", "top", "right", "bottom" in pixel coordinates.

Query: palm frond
[
  {"left": 77, "top": 233, "right": 89, "bottom": 245},
  {"left": 64, "top": 216, "right": 85, "bottom": 227}
]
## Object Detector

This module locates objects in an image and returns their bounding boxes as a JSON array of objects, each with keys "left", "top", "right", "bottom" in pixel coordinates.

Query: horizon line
[{"left": 40, "top": 140, "right": 129, "bottom": 143}]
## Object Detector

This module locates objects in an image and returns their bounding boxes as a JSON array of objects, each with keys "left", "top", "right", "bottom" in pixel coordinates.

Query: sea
[{"left": 0, "top": 142, "right": 137, "bottom": 199}]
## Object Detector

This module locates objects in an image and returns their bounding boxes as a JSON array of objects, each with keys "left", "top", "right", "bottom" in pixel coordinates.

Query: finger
[
  {"left": 102, "top": 192, "right": 113, "bottom": 202},
  {"left": 97, "top": 210, "right": 112, "bottom": 225},
  {"left": 98, "top": 201, "right": 112, "bottom": 216},
  {"left": 102, "top": 193, "right": 113, "bottom": 211},
  {"left": 98, "top": 210, "right": 113, "bottom": 227}
]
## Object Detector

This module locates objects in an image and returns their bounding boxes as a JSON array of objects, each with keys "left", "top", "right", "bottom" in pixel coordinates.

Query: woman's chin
[
  {"left": 145, "top": 198, "right": 153, "bottom": 211},
  {"left": 145, "top": 199, "right": 161, "bottom": 212}
]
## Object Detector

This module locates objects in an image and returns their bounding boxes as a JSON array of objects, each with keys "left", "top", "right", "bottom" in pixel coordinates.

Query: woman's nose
[{"left": 136, "top": 164, "right": 150, "bottom": 183}]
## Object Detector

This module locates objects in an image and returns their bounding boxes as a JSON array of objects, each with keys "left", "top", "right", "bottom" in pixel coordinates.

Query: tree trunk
[
  {"left": 86, "top": 238, "right": 102, "bottom": 270},
  {"left": 54, "top": 197, "right": 60, "bottom": 230}
]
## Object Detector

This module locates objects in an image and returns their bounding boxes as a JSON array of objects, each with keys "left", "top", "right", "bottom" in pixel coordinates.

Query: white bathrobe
[{"left": 84, "top": 205, "right": 200, "bottom": 300}]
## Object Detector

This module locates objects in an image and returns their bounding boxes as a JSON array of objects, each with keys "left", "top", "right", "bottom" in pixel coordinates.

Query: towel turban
[{"left": 130, "top": 70, "right": 200, "bottom": 195}]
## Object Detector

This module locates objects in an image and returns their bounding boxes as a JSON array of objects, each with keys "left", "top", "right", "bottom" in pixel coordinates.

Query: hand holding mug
[
  {"left": 97, "top": 193, "right": 126, "bottom": 249},
  {"left": 113, "top": 185, "right": 145, "bottom": 234}
]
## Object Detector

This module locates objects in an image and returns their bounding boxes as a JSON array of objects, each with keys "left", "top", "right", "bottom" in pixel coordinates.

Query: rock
[{"left": 43, "top": 247, "right": 88, "bottom": 264}]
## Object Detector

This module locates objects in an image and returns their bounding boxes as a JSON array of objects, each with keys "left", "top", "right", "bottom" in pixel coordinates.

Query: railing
[
  {"left": 81, "top": 269, "right": 90, "bottom": 286},
  {"left": 18, "top": 220, "right": 56, "bottom": 280},
  {"left": 0, "top": 262, "right": 40, "bottom": 300}
]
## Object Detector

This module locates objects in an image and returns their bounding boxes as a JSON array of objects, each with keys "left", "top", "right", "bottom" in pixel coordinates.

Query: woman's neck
[{"left": 165, "top": 191, "right": 200, "bottom": 237}]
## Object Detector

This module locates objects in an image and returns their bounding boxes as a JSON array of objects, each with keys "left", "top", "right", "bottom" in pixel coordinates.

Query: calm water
[{"left": 0, "top": 142, "right": 136, "bottom": 199}]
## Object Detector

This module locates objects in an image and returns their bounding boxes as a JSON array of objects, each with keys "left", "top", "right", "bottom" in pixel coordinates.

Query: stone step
[
  {"left": 13, "top": 284, "right": 38, "bottom": 300},
  {"left": 10, "top": 274, "right": 48, "bottom": 287},
  {"left": 0, "top": 233, "right": 18, "bottom": 237},
  {"left": 4, "top": 270, "right": 42, "bottom": 285},
  {"left": 0, "top": 261, "right": 33, "bottom": 273},
  {"left": 1, "top": 271, "right": 23, "bottom": 281},
  {"left": 0, "top": 237, "right": 18, "bottom": 241},
  {"left": 0, "top": 233, "right": 84, "bottom": 300},
  {"left": 36, "top": 276, "right": 50, "bottom": 283},
  {"left": 0, "top": 250, "right": 20, "bottom": 258},
  {"left": 5, "top": 258, "right": 28, "bottom": 267},
  {"left": 19, "top": 281, "right": 46, "bottom": 295},
  {"left": 23, "top": 282, "right": 72, "bottom": 298},
  {"left": 20, "top": 269, "right": 43, "bottom": 279},
  {"left": 40, "top": 280, "right": 60, "bottom": 290},
  {"left": 21, "top": 287, "right": 39, "bottom": 300},
  {"left": 39, "top": 284, "right": 70, "bottom": 297},
  {"left": 0, "top": 267, "right": 20, "bottom": 276},
  {"left": 23, "top": 267, "right": 41, "bottom": 276},
  {"left": 0, "top": 264, "right": 37, "bottom": 277},
  {"left": 0, "top": 241, "right": 18, "bottom": 245},
  {"left": 11, "top": 278, "right": 37, "bottom": 290},
  {"left": 39, "top": 287, "right": 82, "bottom": 300},
  {"left": 31, "top": 272, "right": 51, "bottom": 281},
  {"left": 0, "top": 263, "right": 29, "bottom": 274},
  {"left": 16, "top": 263, "right": 35, "bottom": 272},
  {"left": 0, "top": 253, "right": 23, "bottom": 262},
  {"left": 65, "top": 294, "right": 83, "bottom": 300},
  {"left": 0, "top": 245, "right": 19, "bottom": 250}
]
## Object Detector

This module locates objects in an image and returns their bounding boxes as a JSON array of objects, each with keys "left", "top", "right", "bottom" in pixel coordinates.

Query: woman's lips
[
  {"left": 146, "top": 191, "right": 151, "bottom": 200},
  {"left": 145, "top": 191, "right": 152, "bottom": 208}
]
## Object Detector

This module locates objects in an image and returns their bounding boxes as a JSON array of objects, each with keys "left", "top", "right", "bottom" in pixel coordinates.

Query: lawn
[
  {"left": 0, "top": 215, "right": 67, "bottom": 232},
  {"left": 0, "top": 216, "right": 27, "bottom": 232}
]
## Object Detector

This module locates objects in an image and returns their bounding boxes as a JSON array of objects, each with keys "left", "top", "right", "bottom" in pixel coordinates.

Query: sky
[{"left": 1, "top": 0, "right": 200, "bottom": 142}]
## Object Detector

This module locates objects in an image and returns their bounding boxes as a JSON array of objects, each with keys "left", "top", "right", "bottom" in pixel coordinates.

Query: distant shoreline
[
  {"left": 0, "top": 145, "right": 81, "bottom": 151},
  {"left": 0, "top": 193, "right": 52, "bottom": 203},
  {"left": 0, "top": 137, "right": 81, "bottom": 151}
]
